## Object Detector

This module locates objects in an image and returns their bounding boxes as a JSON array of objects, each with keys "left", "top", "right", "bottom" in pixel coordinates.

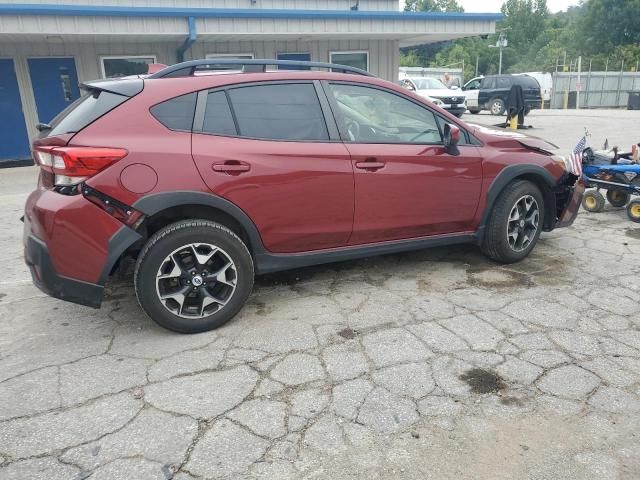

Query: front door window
[{"left": 327, "top": 83, "right": 442, "bottom": 144}]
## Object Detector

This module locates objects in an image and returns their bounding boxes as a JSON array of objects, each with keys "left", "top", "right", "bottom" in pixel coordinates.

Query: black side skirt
[{"left": 254, "top": 232, "right": 476, "bottom": 275}]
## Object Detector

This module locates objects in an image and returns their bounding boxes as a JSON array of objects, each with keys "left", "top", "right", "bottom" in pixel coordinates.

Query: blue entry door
[
  {"left": 0, "top": 59, "right": 31, "bottom": 160},
  {"left": 27, "top": 57, "right": 81, "bottom": 124},
  {"left": 277, "top": 52, "right": 311, "bottom": 70}
]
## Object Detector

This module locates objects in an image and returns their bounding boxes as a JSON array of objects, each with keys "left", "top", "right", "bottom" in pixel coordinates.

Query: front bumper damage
[{"left": 553, "top": 175, "right": 585, "bottom": 229}]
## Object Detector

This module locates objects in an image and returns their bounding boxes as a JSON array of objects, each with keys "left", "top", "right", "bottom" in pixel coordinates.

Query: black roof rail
[{"left": 148, "top": 58, "right": 375, "bottom": 79}]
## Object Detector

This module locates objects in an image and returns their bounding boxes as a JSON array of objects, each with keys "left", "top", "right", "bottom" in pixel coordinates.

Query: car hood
[
  {"left": 415, "top": 88, "right": 464, "bottom": 98},
  {"left": 468, "top": 123, "right": 559, "bottom": 153}
]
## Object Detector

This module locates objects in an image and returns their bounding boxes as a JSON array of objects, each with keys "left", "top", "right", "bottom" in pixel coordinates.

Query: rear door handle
[
  {"left": 212, "top": 161, "right": 251, "bottom": 173},
  {"left": 355, "top": 158, "right": 385, "bottom": 171}
]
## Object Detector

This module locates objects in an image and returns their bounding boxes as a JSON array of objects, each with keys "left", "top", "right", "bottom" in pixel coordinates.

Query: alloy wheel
[
  {"left": 155, "top": 242, "right": 237, "bottom": 318},
  {"left": 507, "top": 195, "right": 540, "bottom": 252}
]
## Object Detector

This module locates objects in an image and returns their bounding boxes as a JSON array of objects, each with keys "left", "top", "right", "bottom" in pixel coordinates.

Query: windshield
[{"left": 412, "top": 78, "right": 447, "bottom": 90}]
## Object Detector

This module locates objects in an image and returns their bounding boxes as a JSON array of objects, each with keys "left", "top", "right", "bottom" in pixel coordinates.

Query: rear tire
[
  {"left": 481, "top": 180, "right": 544, "bottom": 263},
  {"left": 606, "top": 190, "right": 630, "bottom": 208},
  {"left": 468, "top": 109, "right": 480, "bottom": 114},
  {"left": 582, "top": 190, "right": 605, "bottom": 212},
  {"left": 134, "top": 220, "right": 254, "bottom": 333}
]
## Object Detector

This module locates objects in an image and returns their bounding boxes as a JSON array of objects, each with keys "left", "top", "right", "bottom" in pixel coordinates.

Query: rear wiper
[{"left": 36, "top": 123, "right": 51, "bottom": 132}]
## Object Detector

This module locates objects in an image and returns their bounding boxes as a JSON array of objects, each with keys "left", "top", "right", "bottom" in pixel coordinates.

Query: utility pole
[{"left": 489, "top": 32, "right": 508, "bottom": 75}]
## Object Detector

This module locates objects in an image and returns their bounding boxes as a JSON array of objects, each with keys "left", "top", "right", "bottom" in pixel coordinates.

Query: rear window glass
[
  {"left": 515, "top": 76, "right": 541, "bottom": 89},
  {"left": 150, "top": 93, "right": 197, "bottom": 131},
  {"left": 202, "top": 91, "right": 237, "bottom": 136},
  {"left": 49, "top": 90, "right": 128, "bottom": 136},
  {"left": 227, "top": 83, "right": 329, "bottom": 141}
]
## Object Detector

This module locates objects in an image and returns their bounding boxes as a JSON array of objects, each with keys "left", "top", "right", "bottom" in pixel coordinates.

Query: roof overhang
[{"left": 0, "top": 4, "right": 501, "bottom": 47}]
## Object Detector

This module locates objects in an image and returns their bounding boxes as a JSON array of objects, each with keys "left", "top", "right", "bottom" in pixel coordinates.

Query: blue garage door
[
  {"left": 0, "top": 59, "right": 31, "bottom": 161},
  {"left": 27, "top": 57, "right": 81, "bottom": 124},
  {"left": 277, "top": 53, "right": 311, "bottom": 70}
]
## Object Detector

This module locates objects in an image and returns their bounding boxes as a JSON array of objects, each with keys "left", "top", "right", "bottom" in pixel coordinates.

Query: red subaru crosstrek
[{"left": 23, "top": 59, "right": 583, "bottom": 333}]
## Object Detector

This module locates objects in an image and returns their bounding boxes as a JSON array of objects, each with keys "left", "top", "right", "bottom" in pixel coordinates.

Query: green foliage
[
  {"left": 403, "top": 0, "right": 464, "bottom": 12},
  {"left": 579, "top": 0, "right": 640, "bottom": 52},
  {"left": 400, "top": 0, "right": 640, "bottom": 81}
]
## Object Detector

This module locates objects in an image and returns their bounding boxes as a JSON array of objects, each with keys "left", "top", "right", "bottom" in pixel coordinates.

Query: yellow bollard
[
  {"left": 563, "top": 90, "right": 569, "bottom": 110},
  {"left": 508, "top": 115, "right": 518, "bottom": 130}
]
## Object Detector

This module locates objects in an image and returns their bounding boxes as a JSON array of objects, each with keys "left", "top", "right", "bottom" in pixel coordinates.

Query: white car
[
  {"left": 399, "top": 77, "right": 466, "bottom": 117},
  {"left": 462, "top": 76, "right": 483, "bottom": 113}
]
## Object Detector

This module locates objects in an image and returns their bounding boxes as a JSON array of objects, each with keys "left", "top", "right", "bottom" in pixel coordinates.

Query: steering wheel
[{"left": 345, "top": 120, "right": 360, "bottom": 141}]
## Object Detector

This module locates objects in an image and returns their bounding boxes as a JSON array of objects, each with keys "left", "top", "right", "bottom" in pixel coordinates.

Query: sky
[{"left": 456, "top": 0, "right": 581, "bottom": 13}]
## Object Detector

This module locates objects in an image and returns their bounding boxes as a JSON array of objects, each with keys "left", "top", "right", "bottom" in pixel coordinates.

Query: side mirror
[
  {"left": 451, "top": 85, "right": 460, "bottom": 90},
  {"left": 443, "top": 123, "right": 460, "bottom": 155}
]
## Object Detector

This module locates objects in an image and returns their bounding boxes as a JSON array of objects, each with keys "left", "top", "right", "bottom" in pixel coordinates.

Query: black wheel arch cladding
[
  {"left": 480, "top": 164, "right": 558, "bottom": 235},
  {"left": 132, "top": 191, "right": 267, "bottom": 255}
]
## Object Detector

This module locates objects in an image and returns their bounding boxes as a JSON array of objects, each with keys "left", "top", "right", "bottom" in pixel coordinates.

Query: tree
[
  {"left": 400, "top": 0, "right": 640, "bottom": 78},
  {"left": 404, "top": 0, "right": 464, "bottom": 13},
  {"left": 579, "top": 0, "right": 640, "bottom": 53},
  {"left": 499, "top": 0, "right": 549, "bottom": 72}
]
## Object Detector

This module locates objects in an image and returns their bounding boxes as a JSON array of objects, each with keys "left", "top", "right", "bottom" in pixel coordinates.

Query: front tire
[
  {"left": 134, "top": 220, "right": 254, "bottom": 333},
  {"left": 582, "top": 190, "right": 605, "bottom": 212},
  {"left": 481, "top": 180, "right": 544, "bottom": 263}
]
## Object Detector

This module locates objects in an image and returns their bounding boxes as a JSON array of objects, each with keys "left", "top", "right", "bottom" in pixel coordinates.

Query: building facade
[{"left": 0, "top": 0, "right": 500, "bottom": 162}]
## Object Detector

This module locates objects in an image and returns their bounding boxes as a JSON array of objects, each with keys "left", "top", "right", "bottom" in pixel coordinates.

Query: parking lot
[{"left": 1, "top": 109, "right": 639, "bottom": 480}]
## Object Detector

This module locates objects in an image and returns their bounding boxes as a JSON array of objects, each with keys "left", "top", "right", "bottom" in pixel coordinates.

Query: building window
[
  {"left": 205, "top": 53, "right": 255, "bottom": 60},
  {"left": 101, "top": 56, "right": 157, "bottom": 78},
  {"left": 330, "top": 51, "right": 369, "bottom": 72},
  {"left": 204, "top": 53, "right": 255, "bottom": 71}
]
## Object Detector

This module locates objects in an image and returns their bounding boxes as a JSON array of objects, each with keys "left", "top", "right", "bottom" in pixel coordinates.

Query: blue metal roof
[{"left": 0, "top": 4, "right": 503, "bottom": 21}]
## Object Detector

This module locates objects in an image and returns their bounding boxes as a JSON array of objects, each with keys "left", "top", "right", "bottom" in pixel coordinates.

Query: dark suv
[
  {"left": 464, "top": 74, "right": 542, "bottom": 115},
  {"left": 24, "top": 59, "right": 582, "bottom": 333}
]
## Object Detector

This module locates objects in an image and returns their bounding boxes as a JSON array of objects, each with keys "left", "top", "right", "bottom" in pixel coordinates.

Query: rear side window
[
  {"left": 150, "top": 93, "right": 196, "bottom": 131},
  {"left": 515, "top": 76, "right": 541, "bottom": 89},
  {"left": 480, "top": 77, "right": 495, "bottom": 89},
  {"left": 496, "top": 77, "right": 511, "bottom": 88},
  {"left": 202, "top": 91, "right": 237, "bottom": 136},
  {"left": 227, "top": 84, "right": 329, "bottom": 141},
  {"left": 49, "top": 90, "right": 128, "bottom": 136}
]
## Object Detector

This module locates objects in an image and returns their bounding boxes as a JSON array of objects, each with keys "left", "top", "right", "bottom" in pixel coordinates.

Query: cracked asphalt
[{"left": 1, "top": 110, "right": 640, "bottom": 480}]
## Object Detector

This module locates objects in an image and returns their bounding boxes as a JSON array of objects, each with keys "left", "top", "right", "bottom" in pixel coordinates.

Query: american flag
[{"left": 569, "top": 136, "right": 586, "bottom": 176}]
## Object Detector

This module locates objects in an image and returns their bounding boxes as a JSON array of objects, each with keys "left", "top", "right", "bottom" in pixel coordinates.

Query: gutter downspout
[{"left": 177, "top": 16, "right": 197, "bottom": 63}]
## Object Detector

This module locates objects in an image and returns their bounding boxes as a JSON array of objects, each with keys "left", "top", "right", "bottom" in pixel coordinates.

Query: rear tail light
[{"left": 33, "top": 146, "right": 128, "bottom": 186}]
